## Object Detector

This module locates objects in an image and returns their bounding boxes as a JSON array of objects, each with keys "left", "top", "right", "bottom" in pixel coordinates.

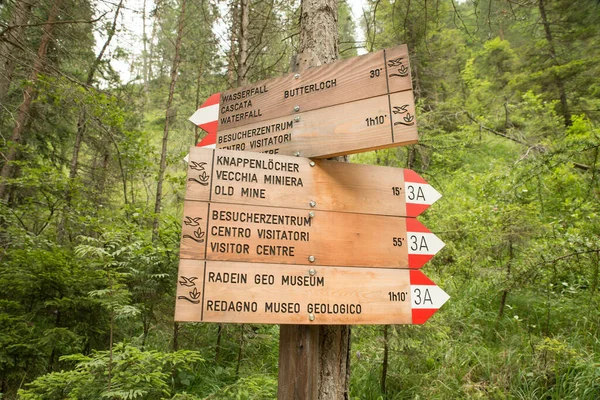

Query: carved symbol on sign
[
  {"left": 392, "top": 105, "right": 415, "bottom": 126},
  {"left": 179, "top": 276, "right": 198, "bottom": 287},
  {"left": 188, "top": 161, "right": 210, "bottom": 186},
  {"left": 184, "top": 216, "right": 202, "bottom": 226},
  {"left": 190, "top": 161, "right": 207, "bottom": 171},
  {"left": 178, "top": 287, "right": 201, "bottom": 304},
  {"left": 388, "top": 57, "right": 409, "bottom": 78},
  {"left": 183, "top": 227, "right": 205, "bottom": 243}
]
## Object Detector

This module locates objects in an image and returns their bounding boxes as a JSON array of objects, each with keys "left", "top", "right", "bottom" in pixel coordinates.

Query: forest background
[{"left": 1, "top": 0, "right": 599, "bottom": 398}]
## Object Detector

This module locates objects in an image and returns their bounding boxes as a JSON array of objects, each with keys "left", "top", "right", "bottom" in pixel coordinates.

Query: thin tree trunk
[
  {"left": 215, "top": 324, "right": 223, "bottom": 362},
  {"left": 142, "top": 0, "right": 149, "bottom": 95},
  {"left": 497, "top": 239, "right": 513, "bottom": 328},
  {"left": 227, "top": 0, "right": 239, "bottom": 87},
  {"left": 148, "top": 12, "right": 158, "bottom": 83},
  {"left": 235, "top": 325, "right": 244, "bottom": 376},
  {"left": 95, "top": 149, "right": 111, "bottom": 204},
  {"left": 0, "top": 0, "right": 62, "bottom": 200},
  {"left": 0, "top": 0, "right": 38, "bottom": 105},
  {"left": 59, "top": 1, "right": 123, "bottom": 240},
  {"left": 194, "top": 59, "right": 204, "bottom": 144},
  {"left": 237, "top": 0, "right": 250, "bottom": 86},
  {"left": 538, "top": 0, "right": 571, "bottom": 126},
  {"left": 279, "top": 0, "right": 350, "bottom": 398},
  {"left": 381, "top": 325, "right": 389, "bottom": 395},
  {"left": 152, "top": 0, "right": 187, "bottom": 241},
  {"left": 173, "top": 322, "right": 179, "bottom": 351}
]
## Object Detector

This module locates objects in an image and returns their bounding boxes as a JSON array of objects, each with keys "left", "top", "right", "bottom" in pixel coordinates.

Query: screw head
[
  {"left": 309, "top": 314, "right": 315, "bottom": 321},
  {"left": 294, "top": 73, "right": 300, "bottom": 79},
  {"left": 294, "top": 151, "right": 300, "bottom": 157},
  {"left": 309, "top": 200, "right": 316, "bottom": 208},
  {"left": 309, "top": 161, "right": 315, "bottom": 167},
  {"left": 309, "top": 268, "right": 316, "bottom": 276},
  {"left": 294, "top": 105, "right": 300, "bottom": 112},
  {"left": 308, "top": 211, "right": 315, "bottom": 218},
  {"left": 294, "top": 116, "right": 301, "bottom": 122},
  {"left": 308, "top": 255, "right": 316, "bottom": 263}
]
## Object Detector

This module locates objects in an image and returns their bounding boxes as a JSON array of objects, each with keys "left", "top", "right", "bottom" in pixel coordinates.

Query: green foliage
[
  {"left": 18, "top": 343, "right": 203, "bottom": 399},
  {"left": 2, "top": 0, "right": 600, "bottom": 399}
]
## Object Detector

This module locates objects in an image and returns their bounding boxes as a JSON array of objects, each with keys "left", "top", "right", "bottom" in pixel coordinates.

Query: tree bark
[
  {"left": 142, "top": 0, "right": 149, "bottom": 95},
  {"left": 279, "top": 0, "right": 350, "bottom": 398},
  {"left": 194, "top": 59, "right": 204, "bottom": 144},
  {"left": 0, "top": 0, "right": 37, "bottom": 105},
  {"left": 152, "top": 0, "right": 187, "bottom": 240},
  {"left": 227, "top": 0, "right": 239, "bottom": 87},
  {"left": 538, "top": 0, "right": 571, "bottom": 126},
  {"left": 0, "top": 0, "right": 61, "bottom": 200},
  {"left": 381, "top": 325, "right": 389, "bottom": 395},
  {"left": 237, "top": 0, "right": 250, "bottom": 86}
]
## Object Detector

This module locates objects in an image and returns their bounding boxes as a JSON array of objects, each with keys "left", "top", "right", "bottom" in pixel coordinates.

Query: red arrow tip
[
  {"left": 410, "top": 270, "right": 434, "bottom": 285},
  {"left": 406, "top": 218, "right": 431, "bottom": 233},
  {"left": 202, "top": 92, "right": 221, "bottom": 107},
  {"left": 404, "top": 169, "right": 427, "bottom": 184},
  {"left": 197, "top": 129, "right": 217, "bottom": 148},
  {"left": 405, "top": 203, "right": 431, "bottom": 217},
  {"left": 408, "top": 254, "right": 434, "bottom": 269},
  {"left": 412, "top": 309, "right": 439, "bottom": 324}
]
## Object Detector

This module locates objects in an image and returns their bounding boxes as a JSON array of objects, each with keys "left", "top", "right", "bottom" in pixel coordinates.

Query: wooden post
[
  {"left": 277, "top": 0, "right": 351, "bottom": 397},
  {"left": 278, "top": 325, "right": 319, "bottom": 399}
]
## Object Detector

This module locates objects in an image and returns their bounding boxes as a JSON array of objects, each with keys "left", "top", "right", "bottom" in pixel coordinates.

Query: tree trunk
[
  {"left": 59, "top": 1, "right": 123, "bottom": 241},
  {"left": 152, "top": 0, "right": 187, "bottom": 241},
  {"left": 381, "top": 325, "right": 389, "bottom": 395},
  {"left": 279, "top": 0, "right": 350, "bottom": 398},
  {"left": 142, "top": 0, "right": 149, "bottom": 96},
  {"left": 148, "top": 12, "right": 158, "bottom": 83},
  {"left": 194, "top": 61, "right": 204, "bottom": 144},
  {"left": 0, "top": 0, "right": 62, "bottom": 200},
  {"left": 173, "top": 322, "right": 179, "bottom": 351},
  {"left": 0, "top": 0, "right": 37, "bottom": 105},
  {"left": 318, "top": 325, "right": 351, "bottom": 399},
  {"left": 227, "top": 0, "right": 239, "bottom": 87},
  {"left": 538, "top": 0, "right": 571, "bottom": 126},
  {"left": 215, "top": 324, "right": 224, "bottom": 362},
  {"left": 237, "top": 0, "right": 250, "bottom": 86}
]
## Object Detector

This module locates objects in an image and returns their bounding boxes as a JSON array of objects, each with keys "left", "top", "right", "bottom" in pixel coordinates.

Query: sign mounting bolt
[
  {"left": 308, "top": 255, "right": 316, "bottom": 263},
  {"left": 308, "top": 211, "right": 315, "bottom": 218},
  {"left": 309, "top": 314, "right": 315, "bottom": 321},
  {"left": 309, "top": 200, "right": 316, "bottom": 208},
  {"left": 294, "top": 73, "right": 300, "bottom": 79},
  {"left": 309, "top": 269, "right": 316, "bottom": 276},
  {"left": 294, "top": 105, "right": 300, "bottom": 112},
  {"left": 294, "top": 151, "right": 301, "bottom": 157},
  {"left": 295, "top": 116, "right": 301, "bottom": 122},
  {"left": 309, "top": 161, "right": 315, "bottom": 167}
]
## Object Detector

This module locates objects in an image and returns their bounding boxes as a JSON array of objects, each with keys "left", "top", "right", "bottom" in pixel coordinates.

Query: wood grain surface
[
  {"left": 174, "top": 260, "right": 412, "bottom": 324},
  {"left": 184, "top": 147, "right": 428, "bottom": 217},
  {"left": 217, "top": 45, "right": 412, "bottom": 131},
  {"left": 179, "top": 201, "right": 413, "bottom": 268},
  {"left": 215, "top": 90, "right": 418, "bottom": 158}
]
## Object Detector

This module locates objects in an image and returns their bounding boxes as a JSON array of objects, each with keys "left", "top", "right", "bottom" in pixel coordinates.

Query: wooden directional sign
[
  {"left": 174, "top": 260, "right": 449, "bottom": 325},
  {"left": 180, "top": 201, "right": 444, "bottom": 269},
  {"left": 186, "top": 147, "right": 441, "bottom": 218},
  {"left": 189, "top": 45, "right": 418, "bottom": 158}
]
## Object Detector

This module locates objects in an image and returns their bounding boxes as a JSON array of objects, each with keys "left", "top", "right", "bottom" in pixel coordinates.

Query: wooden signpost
[
  {"left": 175, "top": 260, "right": 449, "bottom": 325},
  {"left": 177, "top": 44, "right": 449, "bottom": 329},
  {"left": 179, "top": 201, "right": 444, "bottom": 269},
  {"left": 189, "top": 45, "right": 418, "bottom": 158},
  {"left": 186, "top": 147, "right": 441, "bottom": 218}
]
